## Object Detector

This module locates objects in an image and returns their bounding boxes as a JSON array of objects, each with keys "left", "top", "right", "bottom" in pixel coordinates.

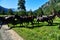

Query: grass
[{"left": 11, "top": 17, "right": 60, "bottom": 40}]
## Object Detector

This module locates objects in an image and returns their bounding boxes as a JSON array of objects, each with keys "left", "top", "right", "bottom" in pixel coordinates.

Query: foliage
[
  {"left": 0, "top": 8, "right": 5, "bottom": 15},
  {"left": 18, "top": 10, "right": 26, "bottom": 16},
  {"left": 7, "top": 9, "right": 14, "bottom": 15},
  {"left": 27, "top": 10, "right": 33, "bottom": 16},
  {"left": 34, "top": 7, "right": 44, "bottom": 16}
]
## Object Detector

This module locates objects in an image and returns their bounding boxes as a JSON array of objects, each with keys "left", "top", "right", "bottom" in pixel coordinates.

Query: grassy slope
[{"left": 13, "top": 17, "right": 60, "bottom": 40}]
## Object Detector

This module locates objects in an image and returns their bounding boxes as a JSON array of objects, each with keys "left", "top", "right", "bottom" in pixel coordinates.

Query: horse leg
[
  {"left": 20, "top": 23, "right": 22, "bottom": 26},
  {"left": 31, "top": 21, "right": 33, "bottom": 25},
  {"left": 21, "top": 22, "right": 25, "bottom": 26},
  {"left": 37, "top": 21, "right": 39, "bottom": 26},
  {"left": 25, "top": 22, "right": 29, "bottom": 27},
  {"left": 19, "top": 21, "right": 23, "bottom": 26},
  {"left": 30, "top": 21, "right": 34, "bottom": 28},
  {"left": 19, "top": 21, "right": 21, "bottom": 26},
  {"left": 48, "top": 20, "right": 53, "bottom": 26},
  {"left": 50, "top": 20, "right": 53, "bottom": 25},
  {"left": 31, "top": 21, "right": 34, "bottom": 27},
  {"left": 47, "top": 20, "right": 50, "bottom": 25}
]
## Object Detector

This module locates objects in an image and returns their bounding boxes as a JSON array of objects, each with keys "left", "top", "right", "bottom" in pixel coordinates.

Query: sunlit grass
[{"left": 12, "top": 17, "right": 60, "bottom": 40}]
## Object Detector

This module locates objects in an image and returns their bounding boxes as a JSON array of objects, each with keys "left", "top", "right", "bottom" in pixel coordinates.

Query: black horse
[
  {"left": 4, "top": 15, "right": 15, "bottom": 24},
  {"left": 0, "top": 17, "right": 5, "bottom": 29}
]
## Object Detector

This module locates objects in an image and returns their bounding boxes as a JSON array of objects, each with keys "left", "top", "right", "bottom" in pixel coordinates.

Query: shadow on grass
[
  {"left": 9, "top": 25, "right": 42, "bottom": 29},
  {"left": 8, "top": 22, "right": 60, "bottom": 29},
  {"left": 53, "top": 23, "right": 60, "bottom": 25}
]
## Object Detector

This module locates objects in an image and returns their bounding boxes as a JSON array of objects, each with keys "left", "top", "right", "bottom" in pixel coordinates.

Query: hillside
[
  {"left": 0, "top": 6, "right": 8, "bottom": 12},
  {"left": 42, "top": 0, "right": 60, "bottom": 13},
  {"left": 34, "top": 0, "right": 60, "bottom": 15}
]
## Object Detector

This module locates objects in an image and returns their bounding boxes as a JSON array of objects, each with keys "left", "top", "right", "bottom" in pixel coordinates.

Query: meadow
[{"left": 10, "top": 17, "right": 60, "bottom": 40}]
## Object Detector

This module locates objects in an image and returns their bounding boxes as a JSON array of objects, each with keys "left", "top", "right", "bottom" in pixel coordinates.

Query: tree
[
  {"left": 34, "top": 7, "right": 44, "bottom": 16},
  {"left": 7, "top": 9, "right": 13, "bottom": 15},
  {"left": 0, "top": 8, "right": 5, "bottom": 15},
  {"left": 28, "top": 10, "right": 33, "bottom": 16},
  {"left": 18, "top": 0, "right": 26, "bottom": 16},
  {"left": 34, "top": 8, "right": 41, "bottom": 16},
  {"left": 18, "top": 0, "right": 26, "bottom": 11},
  {"left": 40, "top": 8, "right": 44, "bottom": 16},
  {"left": 18, "top": 10, "right": 26, "bottom": 16}
]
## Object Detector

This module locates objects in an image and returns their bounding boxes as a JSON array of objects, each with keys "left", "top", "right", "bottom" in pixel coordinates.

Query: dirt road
[{"left": 0, "top": 25, "right": 23, "bottom": 40}]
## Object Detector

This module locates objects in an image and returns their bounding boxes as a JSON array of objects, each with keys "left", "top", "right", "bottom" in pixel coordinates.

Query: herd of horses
[{"left": 0, "top": 9, "right": 60, "bottom": 27}]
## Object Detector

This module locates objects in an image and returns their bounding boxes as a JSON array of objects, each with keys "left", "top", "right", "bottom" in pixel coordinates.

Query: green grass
[{"left": 12, "top": 17, "right": 60, "bottom": 40}]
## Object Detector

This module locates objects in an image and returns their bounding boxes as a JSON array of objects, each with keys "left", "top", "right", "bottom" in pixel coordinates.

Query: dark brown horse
[
  {"left": 15, "top": 15, "right": 36, "bottom": 25},
  {"left": 37, "top": 9, "right": 57, "bottom": 25},
  {"left": 57, "top": 10, "right": 60, "bottom": 18}
]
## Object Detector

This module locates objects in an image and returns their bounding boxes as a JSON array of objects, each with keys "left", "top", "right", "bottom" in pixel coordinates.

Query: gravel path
[
  {"left": 0, "top": 30, "right": 3, "bottom": 40},
  {"left": 0, "top": 25, "right": 13, "bottom": 40},
  {"left": 0, "top": 25, "right": 23, "bottom": 40}
]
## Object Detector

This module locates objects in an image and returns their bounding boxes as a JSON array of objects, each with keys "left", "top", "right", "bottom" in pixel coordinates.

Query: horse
[
  {"left": 4, "top": 15, "right": 15, "bottom": 24},
  {"left": 57, "top": 10, "right": 60, "bottom": 18},
  {"left": 15, "top": 15, "right": 36, "bottom": 26},
  {"left": 0, "top": 17, "right": 5, "bottom": 29},
  {"left": 37, "top": 9, "right": 57, "bottom": 25}
]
